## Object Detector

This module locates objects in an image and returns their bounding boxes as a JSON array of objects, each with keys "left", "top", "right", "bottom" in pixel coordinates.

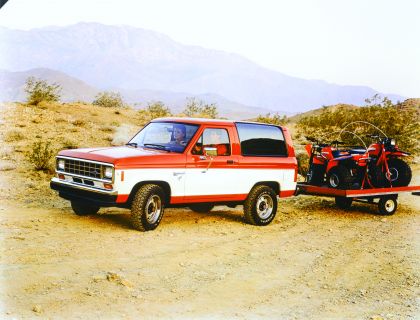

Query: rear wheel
[
  {"left": 71, "top": 201, "right": 100, "bottom": 216},
  {"left": 387, "top": 158, "right": 412, "bottom": 187},
  {"left": 378, "top": 196, "right": 397, "bottom": 215},
  {"left": 131, "top": 184, "right": 165, "bottom": 231},
  {"left": 326, "top": 165, "right": 353, "bottom": 189},
  {"left": 189, "top": 203, "right": 214, "bottom": 213},
  {"left": 243, "top": 185, "right": 277, "bottom": 226},
  {"left": 335, "top": 196, "right": 353, "bottom": 209}
]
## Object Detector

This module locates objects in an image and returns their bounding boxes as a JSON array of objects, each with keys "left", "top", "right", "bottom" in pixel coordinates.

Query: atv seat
[{"left": 348, "top": 148, "right": 366, "bottom": 154}]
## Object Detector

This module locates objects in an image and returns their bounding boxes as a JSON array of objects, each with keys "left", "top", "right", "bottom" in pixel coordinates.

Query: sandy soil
[{"left": 1, "top": 191, "right": 419, "bottom": 319}]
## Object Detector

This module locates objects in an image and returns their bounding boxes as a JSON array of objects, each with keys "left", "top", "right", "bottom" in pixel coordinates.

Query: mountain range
[{"left": 0, "top": 22, "right": 405, "bottom": 115}]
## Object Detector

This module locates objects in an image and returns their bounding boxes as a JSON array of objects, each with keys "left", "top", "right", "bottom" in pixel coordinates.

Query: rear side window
[{"left": 236, "top": 123, "right": 287, "bottom": 157}]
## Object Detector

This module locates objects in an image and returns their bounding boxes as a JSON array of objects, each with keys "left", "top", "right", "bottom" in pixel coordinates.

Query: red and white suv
[{"left": 51, "top": 118, "right": 297, "bottom": 231}]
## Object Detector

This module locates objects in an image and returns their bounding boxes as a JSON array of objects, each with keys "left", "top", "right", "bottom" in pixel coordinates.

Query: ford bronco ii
[{"left": 50, "top": 118, "right": 297, "bottom": 231}]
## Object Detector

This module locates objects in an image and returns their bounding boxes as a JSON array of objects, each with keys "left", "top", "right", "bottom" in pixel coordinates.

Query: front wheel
[
  {"left": 130, "top": 184, "right": 165, "bottom": 231},
  {"left": 387, "top": 158, "right": 412, "bottom": 187},
  {"left": 243, "top": 185, "right": 278, "bottom": 226},
  {"left": 71, "top": 201, "right": 100, "bottom": 216}
]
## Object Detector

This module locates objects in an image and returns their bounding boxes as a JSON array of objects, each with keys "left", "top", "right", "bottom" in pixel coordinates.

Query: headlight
[
  {"left": 57, "top": 159, "right": 65, "bottom": 170},
  {"left": 390, "top": 139, "right": 396, "bottom": 146},
  {"left": 104, "top": 167, "right": 113, "bottom": 179}
]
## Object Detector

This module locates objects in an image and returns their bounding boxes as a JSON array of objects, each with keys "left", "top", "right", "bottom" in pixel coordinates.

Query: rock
[
  {"left": 32, "top": 305, "right": 42, "bottom": 313},
  {"left": 106, "top": 272, "right": 122, "bottom": 282}
]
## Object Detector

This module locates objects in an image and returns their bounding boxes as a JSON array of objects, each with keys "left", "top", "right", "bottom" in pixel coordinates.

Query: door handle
[
  {"left": 227, "top": 160, "right": 235, "bottom": 164},
  {"left": 173, "top": 172, "right": 185, "bottom": 176}
]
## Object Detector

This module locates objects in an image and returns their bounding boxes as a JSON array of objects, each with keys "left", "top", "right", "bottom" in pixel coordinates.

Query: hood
[{"left": 58, "top": 146, "right": 185, "bottom": 168}]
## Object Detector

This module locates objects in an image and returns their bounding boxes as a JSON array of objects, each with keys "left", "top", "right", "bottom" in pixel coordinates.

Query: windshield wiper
[
  {"left": 143, "top": 143, "right": 170, "bottom": 152},
  {"left": 125, "top": 142, "right": 138, "bottom": 147}
]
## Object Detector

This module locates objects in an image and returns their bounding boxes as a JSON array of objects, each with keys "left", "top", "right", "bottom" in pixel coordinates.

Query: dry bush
[
  {"left": 138, "top": 101, "right": 172, "bottom": 124},
  {"left": 92, "top": 91, "right": 126, "bottom": 108},
  {"left": 72, "top": 119, "right": 86, "bottom": 127},
  {"left": 61, "top": 139, "right": 79, "bottom": 150},
  {"left": 4, "top": 130, "right": 25, "bottom": 142},
  {"left": 182, "top": 97, "right": 218, "bottom": 119},
  {"left": 99, "top": 125, "right": 115, "bottom": 133},
  {"left": 256, "top": 113, "right": 289, "bottom": 126},
  {"left": 26, "top": 141, "right": 55, "bottom": 171},
  {"left": 25, "top": 77, "right": 61, "bottom": 106},
  {"left": 296, "top": 152, "right": 309, "bottom": 177}
]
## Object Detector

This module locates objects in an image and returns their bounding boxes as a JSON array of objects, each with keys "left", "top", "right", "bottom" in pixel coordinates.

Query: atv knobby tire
[
  {"left": 130, "top": 184, "right": 165, "bottom": 231},
  {"left": 71, "top": 201, "right": 100, "bottom": 216},
  {"left": 308, "top": 164, "right": 325, "bottom": 186},
  {"left": 243, "top": 185, "right": 277, "bottom": 226},
  {"left": 387, "top": 158, "right": 412, "bottom": 187},
  {"left": 326, "top": 165, "right": 353, "bottom": 189}
]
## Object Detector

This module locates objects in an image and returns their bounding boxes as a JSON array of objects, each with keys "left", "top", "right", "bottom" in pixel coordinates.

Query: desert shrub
[
  {"left": 72, "top": 119, "right": 86, "bottom": 127},
  {"left": 27, "top": 141, "right": 55, "bottom": 171},
  {"left": 296, "top": 95, "right": 420, "bottom": 155},
  {"left": 182, "top": 97, "right": 219, "bottom": 119},
  {"left": 61, "top": 139, "right": 79, "bottom": 149},
  {"left": 4, "top": 130, "right": 25, "bottom": 142},
  {"left": 138, "top": 101, "right": 172, "bottom": 123},
  {"left": 99, "top": 125, "right": 115, "bottom": 133},
  {"left": 92, "top": 91, "right": 126, "bottom": 108},
  {"left": 25, "top": 77, "right": 61, "bottom": 106},
  {"left": 256, "top": 113, "right": 289, "bottom": 126}
]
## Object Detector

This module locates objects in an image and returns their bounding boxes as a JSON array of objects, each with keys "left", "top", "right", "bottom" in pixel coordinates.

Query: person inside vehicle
[{"left": 171, "top": 124, "right": 187, "bottom": 146}]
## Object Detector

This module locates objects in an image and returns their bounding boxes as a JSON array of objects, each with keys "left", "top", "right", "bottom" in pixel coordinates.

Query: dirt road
[{"left": 1, "top": 191, "right": 419, "bottom": 319}]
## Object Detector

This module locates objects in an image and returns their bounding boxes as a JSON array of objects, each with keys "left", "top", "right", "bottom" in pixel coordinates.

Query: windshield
[{"left": 128, "top": 122, "right": 199, "bottom": 153}]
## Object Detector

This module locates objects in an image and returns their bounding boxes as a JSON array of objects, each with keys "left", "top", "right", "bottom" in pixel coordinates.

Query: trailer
[{"left": 296, "top": 183, "right": 420, "bottom": 215}]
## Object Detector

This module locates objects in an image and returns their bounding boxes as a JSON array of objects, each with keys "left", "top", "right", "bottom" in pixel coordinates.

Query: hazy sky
[{"left": 0, "top": 0, "right": 419, "bottom": 97}]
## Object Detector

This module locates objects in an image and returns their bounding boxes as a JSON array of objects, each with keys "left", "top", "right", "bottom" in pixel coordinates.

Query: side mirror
[{"left": 203, "top": 147, "right": 217, "bottom": 157}]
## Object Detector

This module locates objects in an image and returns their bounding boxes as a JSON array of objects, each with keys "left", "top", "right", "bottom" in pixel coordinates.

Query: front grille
[{"left": 61, "top": 158, "right": 105, "bottom": 179}]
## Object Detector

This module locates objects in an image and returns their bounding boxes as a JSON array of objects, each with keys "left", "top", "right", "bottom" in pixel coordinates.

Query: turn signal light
[
  {"left": 58, "top": 174, "right": 65, "bottom": 180},
  {"left": 104, "top": 183, "right": 113, "bottom": 190}
]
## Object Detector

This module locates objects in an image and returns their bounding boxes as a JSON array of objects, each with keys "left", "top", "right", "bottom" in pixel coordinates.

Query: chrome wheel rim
[
  {"left": 329, "top": 174, "right": 339, "bottom": 188},
  {"left": 146, "top": 195, "right": 162, "bottom": 224},
  {"left": 256, "top": 193, "right": 273, "bottom": 219},
  {"left": 384, "top": 199, "right": 395, "bottom": 212}
]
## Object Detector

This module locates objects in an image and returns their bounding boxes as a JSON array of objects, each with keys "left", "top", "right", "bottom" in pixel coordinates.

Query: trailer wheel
[
  {"left": 378, "top": 197, "right": 397, "bottom": 215},
  {"left": 335, "top": 196, "right": 353, "bottom": 209}
]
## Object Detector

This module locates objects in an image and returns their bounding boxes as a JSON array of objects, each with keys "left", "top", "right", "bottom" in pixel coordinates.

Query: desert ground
[{"left": 0, "top": 103, "right": 419, "bottom": 319}]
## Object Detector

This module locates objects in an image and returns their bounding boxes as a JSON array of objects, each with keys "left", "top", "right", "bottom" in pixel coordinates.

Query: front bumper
[{"left": 50, "top": 178, "right": 119, "bottom": 206}]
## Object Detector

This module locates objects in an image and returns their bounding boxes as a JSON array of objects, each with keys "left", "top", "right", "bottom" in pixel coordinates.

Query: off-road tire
[
  {"left": 335, "top": 196, "right": 353, "bottom": 209},
  {"left": 378, "top": 196, "right": 397, "bottom": 215},
  {"left": 326, "top": 165, "right": 353, "bottom": 189},
  {"left": 130, "top": 184, "right": 165, "bottom": 231},
  {"left": 189, "top": 203, "right": 215, "bottom": 213},
  {"left": 308, "top": 164, "right": 325, "bottom": 186},
  {"left": 387, "top": 158, "right": 412, "bottom": 187},
  {"left": 243, "top": 185, "right": 277, "bottom": 226},
  {"left": 71, "top": 201, "right": 100, "bottom": 216}
]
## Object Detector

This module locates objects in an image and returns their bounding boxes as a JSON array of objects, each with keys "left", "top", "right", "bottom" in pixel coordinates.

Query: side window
[
  {"left": 236, "top": 123, "right": 287, "bottom": 156},
  {"left": 192, "top": 128, "right": 231, "bottom": 156}
]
